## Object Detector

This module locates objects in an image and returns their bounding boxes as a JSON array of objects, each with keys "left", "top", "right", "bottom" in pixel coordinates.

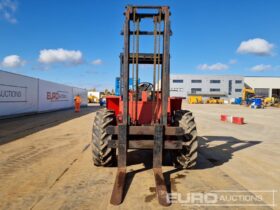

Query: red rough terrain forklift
[{"left": 91, "top": 5, "right": 198, "bottom": 206}]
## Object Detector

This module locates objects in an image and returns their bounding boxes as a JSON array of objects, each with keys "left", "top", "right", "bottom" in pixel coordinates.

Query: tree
[
  {"left": 88, "top": 88, "right": 97, "bottom": 92},
  {"left": 104, "top": 89, "right": 109, "bottom": 95}
]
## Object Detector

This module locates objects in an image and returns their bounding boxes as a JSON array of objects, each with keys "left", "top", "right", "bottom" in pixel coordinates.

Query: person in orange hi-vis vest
[{"left": 74, "top": 94, "right": 82, "bottom": 112}]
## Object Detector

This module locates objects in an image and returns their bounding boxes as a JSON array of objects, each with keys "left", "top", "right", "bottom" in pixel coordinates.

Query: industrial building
[
  {"left": 170, "top": 74, "right": 244, "bottom": 99},
  {"left": 244, "top": 76, "right": 280, "bottom": 98}
]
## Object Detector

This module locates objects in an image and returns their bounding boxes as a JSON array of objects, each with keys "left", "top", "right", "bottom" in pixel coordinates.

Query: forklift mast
[{"left": 121, "top": 5, "right": 171, "bottom": 125}]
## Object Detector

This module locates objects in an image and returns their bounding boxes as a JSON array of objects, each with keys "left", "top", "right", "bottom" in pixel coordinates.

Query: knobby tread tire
[
  {"left": 92, "top": 109, "right": 116, "bottom": 166},
  {"left": 173, "top": 110, "right": 198, "bottom": 168}
]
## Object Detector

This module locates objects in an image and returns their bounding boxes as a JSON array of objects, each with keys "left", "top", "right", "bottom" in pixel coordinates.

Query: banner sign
[
  {"left": 46, "top": 90, "right": 69, "bottom": 102},
  {"left": 0, "top": 84, "right": 27, "bottom": 102},
  {"left": 38, "top": 79, "right": 73, "bottom": 112}
]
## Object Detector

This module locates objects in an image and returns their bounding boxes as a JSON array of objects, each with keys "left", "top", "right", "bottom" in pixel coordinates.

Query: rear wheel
[
  {"left": 172, "top": 110, "right": 198, "bottom": 168},
  {"left": 92, "top": 109, "right": 116, "bottom": 166}
]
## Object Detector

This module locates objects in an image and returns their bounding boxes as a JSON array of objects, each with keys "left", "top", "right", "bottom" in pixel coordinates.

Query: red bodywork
[{"left": 106, "top": 91, "right": 182, "bottom": 125}]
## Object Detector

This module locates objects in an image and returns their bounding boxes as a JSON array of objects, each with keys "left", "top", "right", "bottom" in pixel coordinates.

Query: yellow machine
[
  {"left": 242, "top": 88, "right": 255, "bottom": 101},
  {"left": 206, "top": 98, "right": 224, "bottom": 104},
  {"left": 264, "top": 97, "right": 279, "bottom": 107},
  {"left": 264, "top": 97, "right": 274, "bottom": 105},
  {"left": 188, "top": 96, "right": 203, "bottom": 104},
  {"left": 88, "top": 95, "right": 99, "bottom": 103}
]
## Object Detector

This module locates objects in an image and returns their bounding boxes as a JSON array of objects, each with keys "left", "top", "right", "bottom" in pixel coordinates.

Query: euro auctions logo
[
  {"left": 168, "top": 190, "right": 277, "bottom": 207},
  {"left": 47, "top": 91, "right": 69, "bottom": 102}
]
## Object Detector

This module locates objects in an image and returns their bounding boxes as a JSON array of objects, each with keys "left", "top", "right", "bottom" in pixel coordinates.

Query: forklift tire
[
  {"left": 92, "top": 109, "right": 116, "bottom": 166},
  {"left": 173, "top": 110, "right": 198, "bottom": 169}
]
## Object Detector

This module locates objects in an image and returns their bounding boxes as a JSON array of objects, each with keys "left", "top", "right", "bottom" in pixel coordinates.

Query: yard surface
[{"left": 0, "top": 102, "right": 279, "bottom": 209}]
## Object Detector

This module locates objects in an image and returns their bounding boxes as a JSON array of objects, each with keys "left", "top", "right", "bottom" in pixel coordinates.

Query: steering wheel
[{"left": 138, "top": 82, "right": 153, "bottom": 92}]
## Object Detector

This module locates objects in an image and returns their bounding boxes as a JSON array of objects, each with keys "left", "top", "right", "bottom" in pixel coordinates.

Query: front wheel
[
  {"left": 91, "top": 109, "right": 116, "bottom": 166},
  {"left": 172, "top": 110, "right": 198, "bottom": 168}
]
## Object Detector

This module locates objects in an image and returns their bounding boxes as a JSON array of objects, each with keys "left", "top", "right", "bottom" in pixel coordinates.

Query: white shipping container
[
  {"left": 0, "top": 70, "right": 38, "bottom": 117},
  {"left": 38, "top": 79, "right": 74, "bottom": 112},
  {"left": 0, "top": 70, "right": 89, "bottom": 118}
]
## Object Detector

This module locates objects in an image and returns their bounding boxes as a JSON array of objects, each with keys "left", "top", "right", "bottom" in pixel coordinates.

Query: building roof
[
  {"left": 245, "top": 76, "right": 280, "bottom": 78},
  {"left": 171, "top": 74, "right": 243, "bottom": 77}
]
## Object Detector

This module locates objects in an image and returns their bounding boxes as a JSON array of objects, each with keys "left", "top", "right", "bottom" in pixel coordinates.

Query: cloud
[
  {"left": 1, "top": 55, "right": 25, "bottom": 68},
  {"left": 229, "top": 59, "right": 237, "bottom": 64},
  {"left": 237, "top": 38, "right": 274, "bottom": 56},
  {"left": 197, "top": 63, "right": 229, "bottom": 71},
  {"left": 0, "top": 0, "right": 18, "bottom": 23},
  {"left": 250, "top": 64, "right": 272, "bottom": 72},
  {"left": 38, "top": 48, "right": 83, "bottom": 65},
  {"left": 91, "top": 59, "right": 102, "bottom": 65}
]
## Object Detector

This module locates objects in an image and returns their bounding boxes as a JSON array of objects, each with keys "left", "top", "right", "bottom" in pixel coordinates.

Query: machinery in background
[
  {"left": 188, "top": 95, "right": 203, "bottom": 104},
  {"left": 250, "top": 98, "right": 264, "bottom": 109},
  {"left": 87, "top": 90, "right": 115, "bottom": 105},
  {"left": 233, "top": 97, "right": 242, "bottom": 105},
  {"left": 242, "top": 88, "right": 256, "bottom": 105},
  {"left": 241, "top": 88, "right": 262, "bottom": 108},
  {"left": 272, "top": 96, "right": 280, "bottom": 107},
  {"left": 205, "top": 98, "right": 224, "bottom": 104},
  {"left": 263, "top": 96, "right": 279, "bottom": 107},
  {"left": 88, "top": 95, "right": 99, "bottom": 103},
  {"left": 87, "top": 91, "right": 100, "bottom": 103},
  {"left": 188, "top": 97, "right": 225, "bottom": 105},
  {"left": 240, "top": 88, "right": 280, "bottom": 108},
  {"left": 99, "top": 97, "right": 106, "bottom": 106}
]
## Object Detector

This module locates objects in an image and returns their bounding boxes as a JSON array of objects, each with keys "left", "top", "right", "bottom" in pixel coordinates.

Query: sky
[{"left": 0, "top": 0, "right": 280, "bottom": 90}]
